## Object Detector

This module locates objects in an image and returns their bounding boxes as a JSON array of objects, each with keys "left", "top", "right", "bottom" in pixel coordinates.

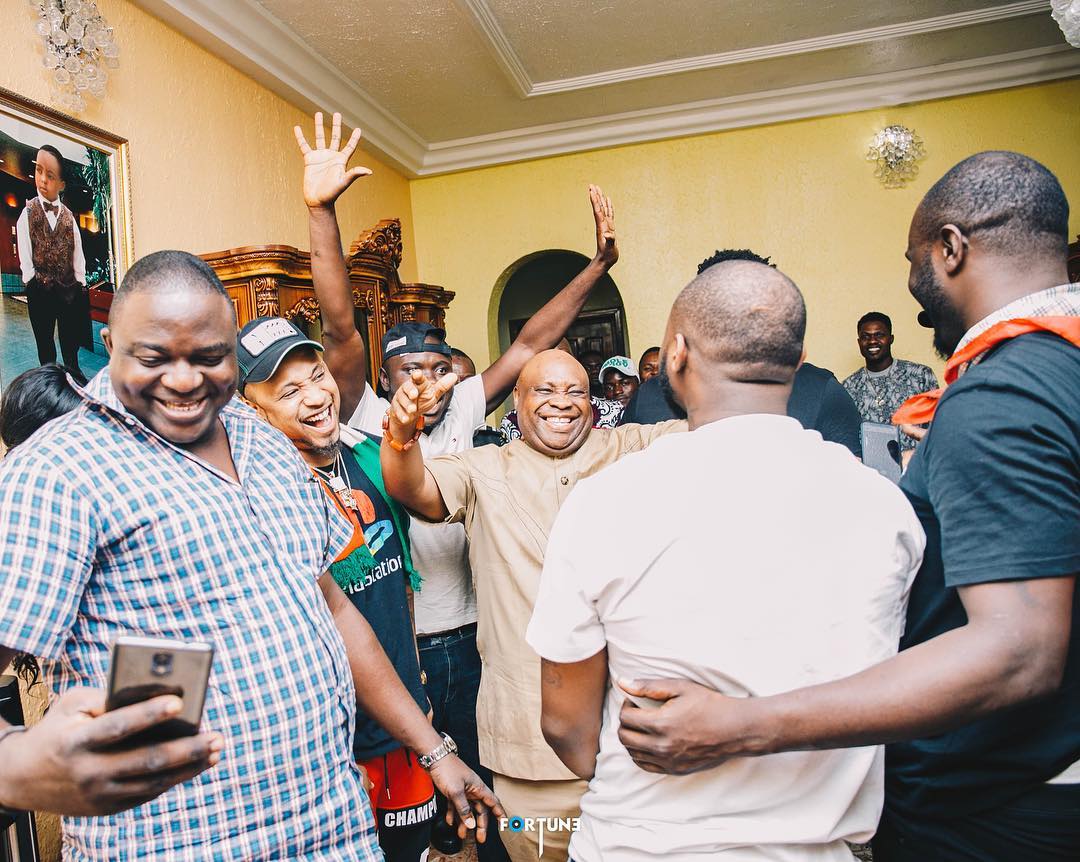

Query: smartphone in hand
[{"left": 106, "top": 637, "right": 214, "bottom": 745}]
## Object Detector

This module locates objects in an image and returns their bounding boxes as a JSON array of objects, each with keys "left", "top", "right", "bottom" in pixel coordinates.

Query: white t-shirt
[
  {"left": 348, "top": 374, "right": 486, "bottom": 634},
  {"left": 527, "top": 414, "right": 925, "bottom": 862}
]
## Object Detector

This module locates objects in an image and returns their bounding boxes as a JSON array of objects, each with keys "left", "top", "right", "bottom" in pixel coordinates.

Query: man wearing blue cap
[{"left": 294, "top": 112, "right": 617, "bottom": 857}]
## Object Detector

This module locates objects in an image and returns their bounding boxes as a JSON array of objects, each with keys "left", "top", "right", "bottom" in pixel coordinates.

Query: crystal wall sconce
[
  {"left": 867, "top": 125, "right": 926, "bottom": 189},
  {"left": 32, "top": 0, "right": 119, "bottom": 114}
]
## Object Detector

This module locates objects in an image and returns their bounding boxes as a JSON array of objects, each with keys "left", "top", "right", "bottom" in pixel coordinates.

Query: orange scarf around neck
[{"left": 892, "top": 317, "right": 1080, "bottom": 426}]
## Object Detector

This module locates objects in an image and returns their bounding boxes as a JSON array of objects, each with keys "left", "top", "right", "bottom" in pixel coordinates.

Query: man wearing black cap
[
  {"left": 352, "top": 320, "right": 462, "bottom": 436},
  {"left": 294, "top": 111, "right": 616, "bottom": 858},
  {"left": 237, "top": 314, "right": 505, "bottom": 861}
]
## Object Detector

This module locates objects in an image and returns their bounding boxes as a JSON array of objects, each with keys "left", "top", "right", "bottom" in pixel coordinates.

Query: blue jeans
[{"left": 418, "top": 623, "right": 508, "bottom": 862}]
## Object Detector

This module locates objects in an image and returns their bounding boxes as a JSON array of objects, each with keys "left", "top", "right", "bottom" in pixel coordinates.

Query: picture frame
[
  {"left": 0, "top": 86, "right": 132, "bottom": 386},
  {"left": 509, "top": 307, "right": 627, "bottom": 360}
]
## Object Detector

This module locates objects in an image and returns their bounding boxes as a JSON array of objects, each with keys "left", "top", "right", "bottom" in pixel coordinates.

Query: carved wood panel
[
  {"left": 253, "top": 277, "right": 280, "bottom": 317},
  {"left": 201, "top": 219, "right": 455, "bottom": 385}
]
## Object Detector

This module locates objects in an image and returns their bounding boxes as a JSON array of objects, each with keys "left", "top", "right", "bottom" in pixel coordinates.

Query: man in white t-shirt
[
  {"left": 526, "top": 260, "right": 925, "bottom": 861},
  {"left": 294, "top": 111, "right": 619, "bottom": 857}
]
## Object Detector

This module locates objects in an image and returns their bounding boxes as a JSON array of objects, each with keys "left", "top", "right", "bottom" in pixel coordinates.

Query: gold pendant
[
  {"left": 340, "top": 487, "right": 357, "bottom": 511},
  {"left": 329, "top": 476, "right": 358, "bottom": 511}
]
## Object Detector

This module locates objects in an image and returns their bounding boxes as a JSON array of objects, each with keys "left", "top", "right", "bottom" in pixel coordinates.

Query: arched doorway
[{"left": 491, "top": 249, "right": 628, "bottom": 366}]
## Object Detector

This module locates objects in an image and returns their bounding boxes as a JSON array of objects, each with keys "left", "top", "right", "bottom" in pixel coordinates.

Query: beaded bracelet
[{"left": 382, "top": 411, "right": 424, "bottom": 451}]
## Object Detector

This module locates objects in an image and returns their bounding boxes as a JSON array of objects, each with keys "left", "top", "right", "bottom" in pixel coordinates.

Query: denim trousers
[{"left": 418, "top": 623, "right": 509, "bottom": 862}]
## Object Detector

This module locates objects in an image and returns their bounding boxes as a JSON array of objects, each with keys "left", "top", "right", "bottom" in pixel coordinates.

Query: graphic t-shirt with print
[{"left": 337, "top": 444, "right": 429, "bottom": 760}]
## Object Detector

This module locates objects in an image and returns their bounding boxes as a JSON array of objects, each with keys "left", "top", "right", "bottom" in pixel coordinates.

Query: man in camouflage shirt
[{"left": 843, "top": 311, "right": 937, "bottom": 450}]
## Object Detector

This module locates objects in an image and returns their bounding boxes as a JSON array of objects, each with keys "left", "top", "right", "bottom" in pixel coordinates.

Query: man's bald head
[
  {"left": 518, "top": 349, "right": 589, "bottom": 390},
  {"left": 514, "top": 349, "right": 592, "bottom": 458},
  {"left": 669, "top": 260, "right": 806, "bottom": 381},
  {"left": 905, "top": 152, "right": 1069, "bottom": 360},
  {"left": 109, "top": 250, "right": 233, "bottom": 327},
  {"left": 912, "top": 151, "right": 1068, "bottom": 261}
]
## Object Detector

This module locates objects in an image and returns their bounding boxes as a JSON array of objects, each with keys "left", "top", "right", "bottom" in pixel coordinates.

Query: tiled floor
[
  {"left": 429, "top": 838, "right": 477, "bottom": 862},
  {"left": 0, "top": 294, "right": 107, "bottom": 389}
]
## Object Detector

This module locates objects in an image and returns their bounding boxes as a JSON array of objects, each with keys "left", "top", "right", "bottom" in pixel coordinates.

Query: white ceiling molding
[
  {"left": 133, "top": 0, "right": 1079, "bottom": 178},
  {"left": 420, "top": 45, "right": 1080, "bottom": 174},
  {"left": 453, "top": 0, "right": 532, "bottom": 97},
  {"left": 454, "top": 0, "right": 1052, "bottom": 98},
  {"left": 133, "top": 0, "right": 428, "bottom": 173}
]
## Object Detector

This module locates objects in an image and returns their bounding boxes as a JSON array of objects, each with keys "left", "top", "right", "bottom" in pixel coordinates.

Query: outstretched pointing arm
[{"left": 381, "top": 370, "right": 455, "bottom": 522}]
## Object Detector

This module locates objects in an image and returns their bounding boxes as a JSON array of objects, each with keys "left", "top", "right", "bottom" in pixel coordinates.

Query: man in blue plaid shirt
[{"left": 0, "top": 251, "right": 499, "bottom": 860}]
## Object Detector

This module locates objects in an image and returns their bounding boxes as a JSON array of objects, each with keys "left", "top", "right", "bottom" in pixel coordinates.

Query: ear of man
[
  {"left": 940, "top": 224, "right": 968, "bottom": 275},
  {"left": 238, "top": 392, "right": 267, "bottom": 419},
  {"left": 667, "top": 332, "right": 688, "bottom": 374}
]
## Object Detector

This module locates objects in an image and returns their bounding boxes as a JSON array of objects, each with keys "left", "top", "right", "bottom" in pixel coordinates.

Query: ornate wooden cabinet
[{"left": 201, "top": 219, "right": 455, "bottom": 384}]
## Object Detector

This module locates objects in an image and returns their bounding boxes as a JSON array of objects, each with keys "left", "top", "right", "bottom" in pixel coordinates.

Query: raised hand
[
  {"left": 428, "top": 754, "right": 506, "bottom": 843},
  {"left": 589, "top": 184, "right": 618, "bottom": 269},
  {"left": 0, "top": 688, "right": 222, "bottom": 816},
  {"left": 293, "top": 111, "right": 372, "bottom": 209},
  {"left": 387, "top": 369, "right": 458, "bottom": 443}
]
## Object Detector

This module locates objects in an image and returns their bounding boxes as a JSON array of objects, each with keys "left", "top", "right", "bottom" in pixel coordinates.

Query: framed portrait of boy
[{"left": 0, "top": 86, "right": 132, "bottom": 386}]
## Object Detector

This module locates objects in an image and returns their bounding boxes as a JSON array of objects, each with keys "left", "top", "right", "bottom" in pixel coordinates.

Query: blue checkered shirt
[{"left": 0, "top": 369, "right": 382, "bottom": 862}]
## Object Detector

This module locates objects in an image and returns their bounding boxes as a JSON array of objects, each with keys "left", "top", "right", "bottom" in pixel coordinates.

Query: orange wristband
[{"left": 382, "top": 410, "right": 424, "bottom": 451}]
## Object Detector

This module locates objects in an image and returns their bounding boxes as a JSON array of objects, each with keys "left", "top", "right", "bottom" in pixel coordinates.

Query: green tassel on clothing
[{"left": 330, "top": 545, "right": 377, "bottom": 593}]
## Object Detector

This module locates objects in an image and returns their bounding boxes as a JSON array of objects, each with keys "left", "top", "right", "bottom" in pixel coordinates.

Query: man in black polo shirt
[{"left": 611, "top": 152, "right": 1079, "bottom": 861}]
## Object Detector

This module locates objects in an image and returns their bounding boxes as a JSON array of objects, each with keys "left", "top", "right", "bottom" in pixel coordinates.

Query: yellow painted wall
[
  {"left": 411, "top": 78, "right": 1080, "bottom": 381},
  {"left": 0, "top": 0, "right": 417, "bottom": 281}
]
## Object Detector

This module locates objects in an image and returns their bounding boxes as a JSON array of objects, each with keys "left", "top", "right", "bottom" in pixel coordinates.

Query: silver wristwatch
[{"left": 418, "top": 732, "right": 458, "bottom": 770}]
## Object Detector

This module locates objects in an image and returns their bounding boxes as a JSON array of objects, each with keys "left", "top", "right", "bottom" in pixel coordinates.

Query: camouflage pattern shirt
[{"left": 843, "top": 359, "right": 938, "bottom": 450}]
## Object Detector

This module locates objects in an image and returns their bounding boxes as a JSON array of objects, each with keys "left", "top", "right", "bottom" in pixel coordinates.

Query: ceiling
[{"left": 134, "top": 0, "right": 1079, "bottom": 176}]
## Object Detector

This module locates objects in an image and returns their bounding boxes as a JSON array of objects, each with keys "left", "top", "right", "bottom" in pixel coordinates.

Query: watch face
[{"left": 421, "top": 734, "right": 457, "bottom": 769}]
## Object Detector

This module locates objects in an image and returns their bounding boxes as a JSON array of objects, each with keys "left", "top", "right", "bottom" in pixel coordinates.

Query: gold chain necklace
[{"left": 311, "top": 450, "right": 358, "bottom": 512}]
